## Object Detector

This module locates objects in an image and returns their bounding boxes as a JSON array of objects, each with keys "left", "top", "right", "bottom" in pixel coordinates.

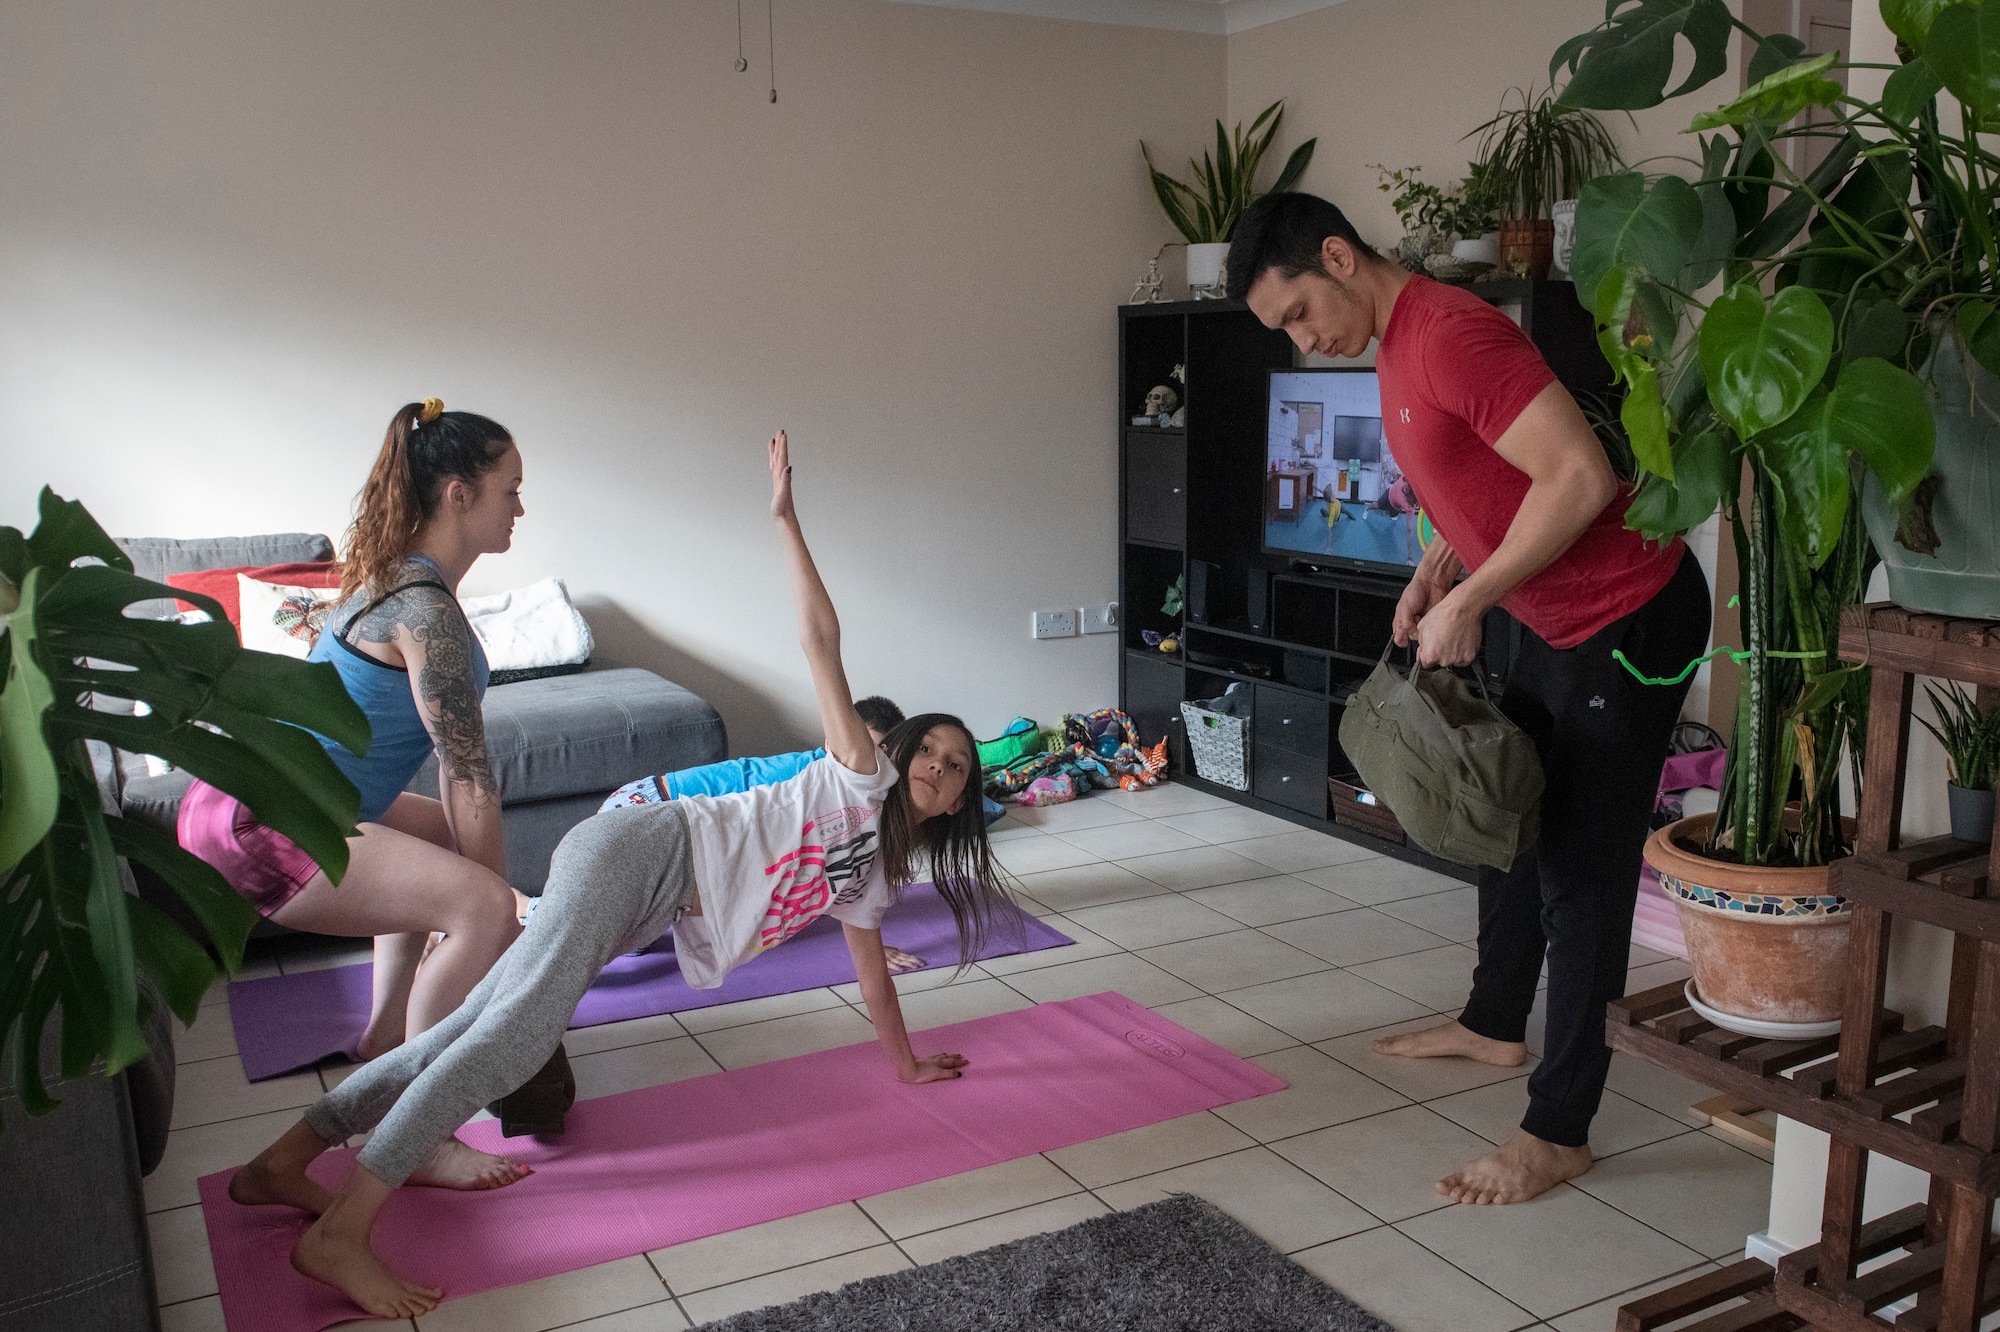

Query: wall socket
[
  {"left": 1032, "top": 609, "right": 1078, "bottom": 639},
  {"left": 1080, "top": 603, "right": 1118, "bottom": 634}
]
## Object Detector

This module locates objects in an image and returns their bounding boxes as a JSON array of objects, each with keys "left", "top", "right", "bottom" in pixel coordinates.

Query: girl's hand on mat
[
  {"left": 769, "top": 430, "right": 795, "bottom": 522},
  {"left": 883, "top": 945, "right": 924, "bottom": 972},
  {"left": 901, "top": 1053, "right": 969, "bottom": 1083}
]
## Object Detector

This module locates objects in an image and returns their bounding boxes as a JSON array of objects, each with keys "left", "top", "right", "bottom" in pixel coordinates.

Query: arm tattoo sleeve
[{"left": 399, "top": 586, "right": 500, "bottom": 806}]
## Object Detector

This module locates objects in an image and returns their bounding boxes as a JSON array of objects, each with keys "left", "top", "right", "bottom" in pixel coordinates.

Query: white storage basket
[{"left": 1180, "top": 701, "right": 1249, "bottom": 791}]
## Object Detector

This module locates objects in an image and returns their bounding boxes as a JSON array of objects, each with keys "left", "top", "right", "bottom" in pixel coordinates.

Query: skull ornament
[{"left": 1143, "top": 385, "right": 1180, "bottom": 417}]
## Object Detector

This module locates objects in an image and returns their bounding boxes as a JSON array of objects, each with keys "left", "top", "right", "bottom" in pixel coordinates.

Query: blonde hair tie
[{"left": 418, "top": 398, "right": 444, "bottom": 424}]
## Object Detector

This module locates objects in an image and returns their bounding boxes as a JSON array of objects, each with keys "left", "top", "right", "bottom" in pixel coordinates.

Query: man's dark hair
[
  {"left": 854, "top": 695, "right": 906, "bottom": 734},
  {"left": 1225, "top": 192, "right": 1379, "bottom": 301}
]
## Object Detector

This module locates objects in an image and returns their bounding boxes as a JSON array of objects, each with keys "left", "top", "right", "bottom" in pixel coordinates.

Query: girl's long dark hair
[
  {"left": 875, "top": 713, "right": 1022, "bottom": 970},
  {"left": 340, "top": 402, "right": 514, "bottom": 600}
]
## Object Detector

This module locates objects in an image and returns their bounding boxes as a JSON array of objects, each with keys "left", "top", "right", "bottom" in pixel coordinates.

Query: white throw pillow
[
  {"left": 460, "top": 576, "right": 593, "bottom": 672},
  {"left": 238, "top": 574, "right": 342, "bottom": 659}
]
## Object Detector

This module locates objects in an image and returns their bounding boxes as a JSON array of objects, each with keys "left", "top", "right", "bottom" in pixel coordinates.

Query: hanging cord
[
  {"left": 734, "top": 0, "right": 747, "bottom": 72},
  {"left": 766, "top": 0, "right": 777, "bottom": 102},
  {"left": 1612, "top": 644, "right": 1824, "bottom": 688}
]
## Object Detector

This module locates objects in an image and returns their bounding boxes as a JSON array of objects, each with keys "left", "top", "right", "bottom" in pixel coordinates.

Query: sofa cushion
[
  {"left": 115, "top": 534, "right": 335, "bottom": 620},
  {"left": 406, "top": 667, "right": 726, "bottom": 806}
]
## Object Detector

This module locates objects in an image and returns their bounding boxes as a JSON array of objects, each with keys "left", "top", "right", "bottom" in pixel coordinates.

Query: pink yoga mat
[{"left": 199, "top": 992, "right": 1285, "bottom": 1332}]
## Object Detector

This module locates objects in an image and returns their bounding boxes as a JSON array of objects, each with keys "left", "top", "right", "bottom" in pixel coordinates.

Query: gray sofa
[{"left": 109, "top": 532, "right": 728, "bottom": 893}]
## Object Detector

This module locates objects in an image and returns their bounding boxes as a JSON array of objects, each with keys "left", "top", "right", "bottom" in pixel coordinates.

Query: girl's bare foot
[
  {"left": 1372, "top": 1020, "right": 1527, "bottom": 1067},
  {"left": 291, "top": 1218, "right": 442, "bottom": 1319},
  {"left": 407, "top": 1136, "right": 532, "bottom": 1190},
  {"left": 1437, "top": 1130, "right": 1592, "bottom": 1204},
  {"left": 351, "top": 1027, "right": 402, "bottom": 1062},
  {"left": 229, "top": 1120, "right": 336, "bottom": 1215}
]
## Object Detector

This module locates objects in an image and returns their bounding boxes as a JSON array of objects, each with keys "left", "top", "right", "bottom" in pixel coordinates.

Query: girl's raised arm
[{"left": 769, "top": 431, "right": 876, "bottom": 775}]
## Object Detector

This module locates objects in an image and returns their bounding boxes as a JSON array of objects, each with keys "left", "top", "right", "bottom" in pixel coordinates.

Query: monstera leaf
[
  {"left": 1572, "top": 173, "right": 1704, "bottom": 317},
  {"left": 1927, "top": 0, "right": 2000, "bottom": 123},
  {"left": 1884, "top": 0, "right": 1974, "bottom": 44},
  {"left": 1625, "top": 425, "right": 1737, "bottom": 542},
  {"left": 0, "top": 488, "right": 370, "bottom": 1125},
  {"left": 1700, "top": 284, "right": 1835, "bottom": 439},
  {"left": 1552, "top": 0, "right": 1734, "bottom": 109}
]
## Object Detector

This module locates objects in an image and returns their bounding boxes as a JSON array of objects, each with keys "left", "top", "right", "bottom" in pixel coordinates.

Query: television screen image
[{"left": 1263, "top": 368, "right": 1419, "bottom": 572}]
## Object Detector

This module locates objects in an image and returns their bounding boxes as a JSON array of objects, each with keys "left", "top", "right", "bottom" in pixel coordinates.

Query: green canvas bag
[{"left": 1337, "top": 650, "right": 1544, "bottom": 871}]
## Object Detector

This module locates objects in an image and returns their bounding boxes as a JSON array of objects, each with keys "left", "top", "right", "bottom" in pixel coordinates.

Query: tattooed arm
[{"left": 350, "top": 575, "right": 506, "bottom": 878}]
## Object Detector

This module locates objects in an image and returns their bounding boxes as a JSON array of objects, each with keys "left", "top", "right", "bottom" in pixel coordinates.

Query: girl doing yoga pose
[
  {"left": 229, "top": 431, "right": 1018, "bottom": 1320},
  {"left": 179, "top": 401, "right": 524, "bottom": 1057}
]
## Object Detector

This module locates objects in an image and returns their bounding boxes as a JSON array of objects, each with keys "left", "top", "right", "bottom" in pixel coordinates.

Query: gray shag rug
[{"left": 692, "top": 1194, "right": 1398, "bottom": 1331}]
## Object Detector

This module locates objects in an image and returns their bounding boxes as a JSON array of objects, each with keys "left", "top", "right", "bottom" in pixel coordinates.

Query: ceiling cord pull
[{"left": 767, "top": 0, "right": 777, "bottom": 103}]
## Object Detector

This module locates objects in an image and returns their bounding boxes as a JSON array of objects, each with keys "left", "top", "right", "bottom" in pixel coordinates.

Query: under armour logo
[
  {"left": 1588, "top": 695, "right": 1606, "bottom": 709},
  {"left": 1399, "top": 407, "right": 1411, "bottom": 424}
]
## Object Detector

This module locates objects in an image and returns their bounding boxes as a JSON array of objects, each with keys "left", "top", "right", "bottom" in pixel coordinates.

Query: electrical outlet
[
  {"left": 1032, "top": 609, "right": 1078, "bottom": 639},
  {"left": 1080, "top": 603, "right": 1118, "bottom": 634}
]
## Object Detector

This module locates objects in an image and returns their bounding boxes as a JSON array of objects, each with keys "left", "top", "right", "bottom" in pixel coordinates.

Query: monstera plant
[
  {"left": 0, "top": 489, "right": 368, "bottom": 1127},
  {"left": 1545, "top": 0, "right": 2000, "bottom": 868}
]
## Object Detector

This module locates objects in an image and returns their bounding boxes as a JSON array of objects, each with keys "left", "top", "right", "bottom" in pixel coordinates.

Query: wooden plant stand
[{"left": 1610, "top": 605, "right": 2000, "bottom": 1332}]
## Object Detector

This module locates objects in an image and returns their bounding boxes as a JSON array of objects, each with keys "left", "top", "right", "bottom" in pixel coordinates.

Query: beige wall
[{"left": 0, "top": 0, "right": 1222, "bottom": 756}]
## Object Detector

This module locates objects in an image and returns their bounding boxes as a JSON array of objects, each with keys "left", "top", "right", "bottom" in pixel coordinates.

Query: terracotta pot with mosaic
[{"left": 1644, "top": 814, "right": 1853, "bottom": 1038}]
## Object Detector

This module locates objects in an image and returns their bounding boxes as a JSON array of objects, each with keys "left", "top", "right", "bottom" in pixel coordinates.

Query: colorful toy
[
  {"left": 984, "top": 707, "right": 1164, "bottom": 800},
  {"left": 1017, "top": 775, "right": 1080, "bottom": 806}
]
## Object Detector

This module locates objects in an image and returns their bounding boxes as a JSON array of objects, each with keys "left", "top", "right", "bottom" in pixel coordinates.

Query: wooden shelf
[{"left": 1616, "top": 1258, "right": 1799, "bottom": 1332}]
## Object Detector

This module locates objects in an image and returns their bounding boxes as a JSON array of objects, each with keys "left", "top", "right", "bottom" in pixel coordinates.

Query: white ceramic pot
[
  {"left": 1451, "top": 236, "right": 1499, "bottom": 266},
  {"left": 1186, "top": 242, "right": 1230, "bottom": 292}
]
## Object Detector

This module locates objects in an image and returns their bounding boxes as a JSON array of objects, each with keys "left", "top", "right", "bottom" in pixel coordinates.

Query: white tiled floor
[{"left": 151, "top": 782, "right": 1765, "bottom": 1332}]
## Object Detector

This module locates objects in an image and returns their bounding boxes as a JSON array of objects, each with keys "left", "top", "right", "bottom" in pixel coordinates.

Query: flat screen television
[{"left": 1261, "top": 367, "right": 1421, "bottom": 576}]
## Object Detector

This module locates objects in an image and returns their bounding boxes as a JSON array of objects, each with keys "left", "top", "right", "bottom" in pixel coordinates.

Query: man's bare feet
[
  {"left": 1437, "top": 1129, "right": 1592, "bottom": 1205},
  {"left": 229, "top": 1120, "right": 336, "bottom": 1215},
  {"left": 1372, "top": 1020, "right": 1527, "bottom": 1068},
  {"left": 406, "top": 1136, "right": 532, "bottom": 1190},
  {"left": 291, "top": 1218, "right": 442, "bottom": 1319}
]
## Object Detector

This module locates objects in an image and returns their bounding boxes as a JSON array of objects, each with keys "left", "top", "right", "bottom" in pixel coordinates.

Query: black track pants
[{"left": 1455, "top": 549, "right": 1711, "bottom": 1148}]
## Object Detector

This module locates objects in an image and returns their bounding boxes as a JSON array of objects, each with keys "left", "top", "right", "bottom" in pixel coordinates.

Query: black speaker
[
  {"left": 1187, "top": 560, "right": 1219, "bottom": 624},
  {"left": 1247, "top": 570, "right": 1270, "bottom": 634}
]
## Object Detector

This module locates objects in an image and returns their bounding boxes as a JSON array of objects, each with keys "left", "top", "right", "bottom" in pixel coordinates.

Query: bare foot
[
  {"left": 291, "top": 1218, "right": 442, "bottom": 1319},
  {"left": 229, "top": 1121, "right": 336, "bottom": 1215},
  {"left": 1372, "top": 1020, "right": 1526, "bottom": 1068},
  {"left": 406, "top": 1136, "right": 532, "bottom": 1190},
  {"left": 1437, "top": 1130, "right": 1592, "bottom": 1205},
  {"left": 350, "top": 1028, "right": 402, "bottom": 1062}
]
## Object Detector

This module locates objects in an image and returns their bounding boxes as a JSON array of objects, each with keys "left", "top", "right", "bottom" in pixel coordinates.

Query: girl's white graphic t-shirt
[{"left": 672, "top": 750, "right": 900, "bottom": 989}]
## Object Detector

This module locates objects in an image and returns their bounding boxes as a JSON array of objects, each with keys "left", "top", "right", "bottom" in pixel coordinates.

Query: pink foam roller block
[{"left": 200, "top": 992, "right": 1286, "bottom": 1331}]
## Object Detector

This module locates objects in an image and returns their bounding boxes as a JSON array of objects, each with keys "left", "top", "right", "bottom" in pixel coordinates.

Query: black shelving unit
[{"left": 1116, "top": 283, "right": 1615, "bottom": 880}]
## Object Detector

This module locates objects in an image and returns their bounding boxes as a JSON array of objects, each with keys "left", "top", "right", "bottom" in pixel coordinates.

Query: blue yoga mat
[{"left": 226, "top": 884, "right": 1073, "bottom": 1081}]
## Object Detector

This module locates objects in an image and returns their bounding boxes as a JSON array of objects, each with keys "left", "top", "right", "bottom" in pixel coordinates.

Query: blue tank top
[{"left": 309, "top": 556, "right": 490, "bottom": 823}]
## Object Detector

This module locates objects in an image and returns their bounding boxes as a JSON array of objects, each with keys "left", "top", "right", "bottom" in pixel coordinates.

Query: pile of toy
[{"left": 978, "top": 708, "right": 1168, "bottom": 806}]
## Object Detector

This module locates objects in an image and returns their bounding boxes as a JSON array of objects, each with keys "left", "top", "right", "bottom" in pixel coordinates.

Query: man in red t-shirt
[{"left": 1229, "top": 193, "right": 1711, "bottom": 1205}]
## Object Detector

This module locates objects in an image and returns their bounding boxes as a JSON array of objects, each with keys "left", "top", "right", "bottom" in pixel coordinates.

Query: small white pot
[
  {"left": 1450, "top": 236, "right": 1499, "bottom": 266},
  {"left": 1186, "top": 242, "right": 1230, "bottom": 291}
]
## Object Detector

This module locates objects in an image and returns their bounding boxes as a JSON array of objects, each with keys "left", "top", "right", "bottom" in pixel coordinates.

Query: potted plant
[
  {"left": 1142, "top": 100, "right": 1317, "bottom": 294},
  {"left": 1917, "top": 682, "right": 2000, "bottom": 843},
  {"left": 1548, "top": 3, "right": 1970, "bottom": 1034},
  {"left": 1374, "top": 163, "right": 1506, "bottom": 274},
  {"left": 1468, "top": 86, "right": 1623, "bottom": 279},
  {"left": 0, "top": 489, "right": 368, "bottom": 1318}
]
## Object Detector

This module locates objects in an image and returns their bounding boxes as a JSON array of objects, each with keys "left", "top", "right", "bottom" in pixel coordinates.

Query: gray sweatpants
[{"left": 303, "top": 800, "right": 697, "bottom": 1185}]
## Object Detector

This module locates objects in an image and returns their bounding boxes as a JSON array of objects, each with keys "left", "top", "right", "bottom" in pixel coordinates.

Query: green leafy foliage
[
  {"left": 1142, "top": 101, "right": 1317, "bottom": 245},
  {"left": 1625, "top": 426, "right": 1737, "bottom": 543},
  {"left": 1570, "top": 173, "right": 1703, "bottom": 309},
  {"left": 1883, "top": 0, "right": 1973, "bottom": 44},
  {"left": 1700, "top": 284, "right": 1835, "bottom": 439},
  {"left": 1881, "top": 58, "right": 1945, "bottom": 125},
  {"left": 1926, "top": 0, "right": 2000, "bottom": 123},
  {"left": 1551, "top": 0, "right": 1734, "bottom": 110},
  {"left": 1959, "top": 299, "right": 2000, "bottom": 378},
  {"left": 1690, "top": 53, "right": 1844, "bottom": 130},
  {"left": 0, "top": 488, "right": 371, "bottom": 1127},
  {"left": 1916, "top": 680, "right": 2000, "bottom": 789}
]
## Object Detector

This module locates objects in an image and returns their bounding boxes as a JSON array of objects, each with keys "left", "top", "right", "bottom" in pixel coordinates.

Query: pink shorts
[{"left": 177, "top": 779, "right": 323, "bottom": 916}]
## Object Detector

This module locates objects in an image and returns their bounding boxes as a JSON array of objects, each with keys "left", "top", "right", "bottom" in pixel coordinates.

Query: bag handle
[{"left": 1400, "top": 634, "right": 1498, "bottom": 704}]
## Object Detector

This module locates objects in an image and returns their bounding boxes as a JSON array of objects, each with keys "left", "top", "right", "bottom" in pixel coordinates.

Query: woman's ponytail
[{"left": 339, "top": 400, "right": 514, "bottom": 600}]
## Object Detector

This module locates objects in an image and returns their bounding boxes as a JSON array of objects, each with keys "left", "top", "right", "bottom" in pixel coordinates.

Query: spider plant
[
  {"left": 1918, "top": 682, "right": 2000, "bottom": 792},
  {"left": 0, "top": 489, "right": 369, "bottom": 1128},
  {"left": 1468, "top": 86, "right": 1624, "bottom": 221},
  {"left": 1142, "top": 100, "right": 1318, "bottom": 245}
]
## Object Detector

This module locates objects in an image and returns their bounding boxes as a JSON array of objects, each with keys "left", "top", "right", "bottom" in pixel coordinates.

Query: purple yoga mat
[
  {"left": 200, "top": 992, "right": 1287, "bottom": 1332},
  {"left": 227, "top": 884, "right": 1074, "bottom": 1081}
]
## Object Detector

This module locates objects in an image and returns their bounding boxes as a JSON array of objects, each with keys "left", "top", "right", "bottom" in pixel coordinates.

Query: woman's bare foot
[
  {"left": 1437, "top": 1130, "right": 1592, "bottom": 1204},
  {"left": 350, "top": 1027, "right": 402, "bottom": 1062},
  {"left": 406, "top": 1136, "right": 532, "bottom": 1190},
  {"left": 1372, "top": 1020, "right": 1526, "bottom": 1068},
  {"left": 229, "top": 1120, "right": 337, "bottom": 1215},
  {"left": 291, "top": 1217, "right": 442, "bottom": 1319}
]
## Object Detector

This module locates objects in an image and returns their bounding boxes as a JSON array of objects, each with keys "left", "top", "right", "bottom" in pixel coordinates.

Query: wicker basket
[{"left": 1180, "top": 701, "right": 1249, "bottom": 790}]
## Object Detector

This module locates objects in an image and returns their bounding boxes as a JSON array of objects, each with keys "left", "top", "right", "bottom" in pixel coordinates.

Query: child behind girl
[{"left": 228, "top": 431, "right": 1019, "bottom": 1320}]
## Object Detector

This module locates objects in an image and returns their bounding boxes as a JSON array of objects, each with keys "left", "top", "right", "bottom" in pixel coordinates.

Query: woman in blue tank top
[{"left": 179, "top": 400, "right": 524, "bottom": 1064}]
